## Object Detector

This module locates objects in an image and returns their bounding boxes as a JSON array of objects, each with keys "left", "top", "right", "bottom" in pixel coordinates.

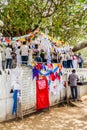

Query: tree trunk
[{"left": 72, "top": 41, "right": 87, "bottom": 52}]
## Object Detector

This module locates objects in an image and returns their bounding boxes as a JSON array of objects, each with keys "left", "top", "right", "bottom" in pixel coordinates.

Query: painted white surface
[
  {"left": 0, "top": 100, "right": 6, "bottom": 122},
  {"left": 0, "top": 67, "right": 87, "bottom": 122}
]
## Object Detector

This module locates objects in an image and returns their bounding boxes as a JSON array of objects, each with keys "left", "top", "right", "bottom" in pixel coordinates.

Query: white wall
[{"left": 0, "top": 67, "right": 87, "bottom": 122}]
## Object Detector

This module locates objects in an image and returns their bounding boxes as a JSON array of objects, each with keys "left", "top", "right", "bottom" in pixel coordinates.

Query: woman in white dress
[
  {"left": 28, "top": 46, "right": 33, "bottom": 64},
  {"left": 72, "top": 55, "right": 78, "bottom": 68},
  {"left": 15, "top": 46, "right": 21, "bottom": 65}
]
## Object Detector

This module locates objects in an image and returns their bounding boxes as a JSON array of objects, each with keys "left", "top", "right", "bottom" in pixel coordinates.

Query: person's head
[
  {"left": 78, "top": 52, "right": 81, "bottom": 56},
  {"left": 23, "top": 41, "right": 26, "bottom": 45},
  {"left": 70, "top": 48, "right": 72, "bottom": 51},
  {"left": 35, "top": 44, "right": 38, "bottom": 49},
  {"left": 72, "top": 69, "right": 76, "bottom": 73},
  {"left": 7, "top": 44, "right": 10, "bottom": 48},
  {"left": 18, "top": 46, "right": 20, "bottom": 49}
]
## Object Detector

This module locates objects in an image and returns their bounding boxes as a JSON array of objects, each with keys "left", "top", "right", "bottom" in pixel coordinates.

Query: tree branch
[{"left": 73, "top": 41, "right": 87, "bottom": 52}]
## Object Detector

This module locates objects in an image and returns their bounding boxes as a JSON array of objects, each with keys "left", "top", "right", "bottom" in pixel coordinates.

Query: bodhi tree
[
  {"left": 0, "top": 0, "right": 87, "bottom": 52},
  {"left": 0, "top": 0, "right": 59, "bottom": 36}
]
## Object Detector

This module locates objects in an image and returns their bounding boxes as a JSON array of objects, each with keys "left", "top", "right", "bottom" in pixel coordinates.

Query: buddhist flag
[{"left": 36, "top": 78, "right": 49, "bottom": 110}]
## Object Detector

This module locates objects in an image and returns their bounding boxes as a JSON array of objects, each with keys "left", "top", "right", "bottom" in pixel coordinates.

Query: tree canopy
[{"left": 0, "top": 0, "right": 87, "bottom": 48}]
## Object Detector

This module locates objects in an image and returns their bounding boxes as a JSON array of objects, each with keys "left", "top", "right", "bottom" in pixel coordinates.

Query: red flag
[
  {"left": 36, "top": 78, "right": 49, "bottom": 110},
  {"left": 49, "top": 73, "right": 55, "bottom": 81},
  {"left": 5, "top": 38, "right": 11, "bottom": 43}
]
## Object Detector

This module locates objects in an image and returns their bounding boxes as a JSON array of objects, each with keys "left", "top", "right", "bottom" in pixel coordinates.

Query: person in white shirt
[
  {"left": 15, "top": 46, "right": 21, "bottom": 65},
  {"left": 0, "top": 45, "right": 3, "bottom": 69},
  {"left": 5, "top": 44, "right": 12, "bottom": 69},
  {"left": 28, "top": 46, "right": 33, "bottom": 64},
  {"left": 20, "top": 41, "right": 29, "bottom": 64},
  {"left": 62, "top": 52, "right": 67, "bottom": 68},
  {"left": 72, "top": 55, "right": 78, "bottom": 68},
  {"left": 1, "top": 47, "right": 6, "bottom": 70}
]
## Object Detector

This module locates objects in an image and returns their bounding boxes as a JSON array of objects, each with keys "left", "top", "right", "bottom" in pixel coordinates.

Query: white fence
[{"left": 0, "top": 67, "right": 87, "bottom": 122}]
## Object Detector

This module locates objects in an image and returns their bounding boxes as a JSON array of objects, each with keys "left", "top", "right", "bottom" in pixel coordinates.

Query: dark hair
[
  {"left": 7, "top": 44, "right": 10, "bottom": 47},
  {"left": 7, "top": 44, "right": 12, "bottom": 48},
  {"left": 29, "top": 46, "right": 31, "bottom": 49},
  {"left": 35, "top": 44, "right": 38, "bottom": 49},
  {"left": 72, "top": 69, "right": 76, "bottom": 73},
  {"left": 18, "top": 46, "right": 20, "bottom": 49},
  {"left": 23, "top": 41, "right": 26, "bottom": 45}
]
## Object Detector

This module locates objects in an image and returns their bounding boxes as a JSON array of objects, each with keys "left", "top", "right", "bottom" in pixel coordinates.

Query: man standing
[{"left": 68, "top": 69, "right": 79, "bottom": 102}]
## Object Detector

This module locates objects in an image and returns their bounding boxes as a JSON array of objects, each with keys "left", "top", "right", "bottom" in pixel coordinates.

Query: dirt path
[{"left": 0, "top": 103, "right": 87, "bottom": 130}]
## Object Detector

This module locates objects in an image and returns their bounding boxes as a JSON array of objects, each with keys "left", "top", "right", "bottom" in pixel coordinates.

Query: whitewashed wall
[
  {"left": 0, "top": 67, "right": 87, "bottom": 122},
  {"left": 0, "top": 70, "right": 13, "bottom": 122},
  {"left": 65, "top": 68, "right": 87, "bottom": 99},
  {"left": 65, "top": 68, "right": 87, "bottom": 82}
]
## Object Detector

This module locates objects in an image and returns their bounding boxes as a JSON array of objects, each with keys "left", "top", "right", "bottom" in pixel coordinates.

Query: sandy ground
[{"left": 0, "top": 102, "right": 87, "bottom": 130}]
